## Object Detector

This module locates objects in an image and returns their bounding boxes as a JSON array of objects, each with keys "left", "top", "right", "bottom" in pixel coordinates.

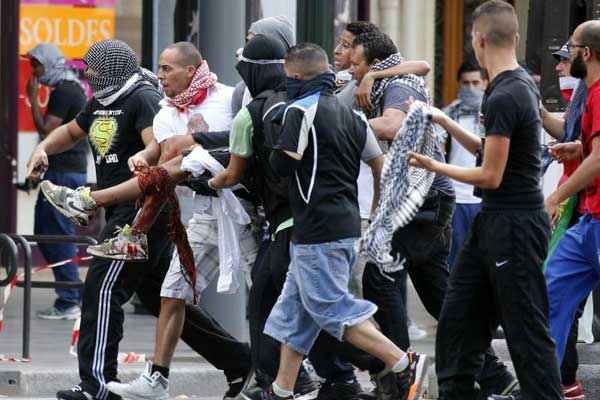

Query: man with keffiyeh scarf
[
  {"left": 28, "top": 39, "right": 251, "bottom": 400},
  {"left": 349, "top": 31, "right": 518, "bottom": 398}
]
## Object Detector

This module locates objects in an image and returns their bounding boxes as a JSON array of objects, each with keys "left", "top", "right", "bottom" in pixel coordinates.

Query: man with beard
[
  {"left": 545, "top": 19, "right": 600, "bottom": 400},
  {"left": 27, "top": 40, "right": 252, "bottom": 400},
  {"left": 444, "top": 60, "right": 487, "bottom": 268},
  {"left": 539, "top": 40, "right": 589, "bottom": 400},
  {"left": 410, "top": 1, "right": 563, "bottom": 399}
]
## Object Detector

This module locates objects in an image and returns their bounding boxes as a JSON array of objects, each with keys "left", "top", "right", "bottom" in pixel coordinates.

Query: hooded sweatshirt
[{"left": 232, "top": 16, "right": 296, "bottom": 115}]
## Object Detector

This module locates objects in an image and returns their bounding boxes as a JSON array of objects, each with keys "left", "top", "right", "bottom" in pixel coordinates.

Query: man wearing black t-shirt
[
  {"left": 26, "top": 43, "right": 88, "bottom": 320},
  {"left": 27, "top": 39, "right": 249, "bottom": 400},
  {"left": 410, "top": 2, "right": 562, "bottom": 400}
]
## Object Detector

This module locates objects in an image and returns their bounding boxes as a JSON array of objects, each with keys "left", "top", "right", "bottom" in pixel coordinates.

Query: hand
[
  {"left": 408, "top": 151, "right": 438, "bottom": 171},
  {"left": 356, "top": 73, "right": 375, "bottom": 112},
  {"left": 26, "top": 147, "right": 48, "bottom": 182},
  {"left": 548, "top": 141, "right": 582, "bottom": 163},
  {"left": 128, "top": 151, "right": 149, "bottom": 172},
  {"left": 188, "top": 114, "right": 209, "bottom": 134},
  {"left": 26, "top": 76, "right": 39, "bottom": 102},
  {"left": 545, "top": 193, "right": 561, "bottom": 226},
  {"left": 427, "top": 105, "right": 449, "bottom": 125}
]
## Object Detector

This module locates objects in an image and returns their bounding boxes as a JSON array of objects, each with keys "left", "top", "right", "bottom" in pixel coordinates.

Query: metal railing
[{"left": 0, "top": 234, "right": 96, "bottom": 359}]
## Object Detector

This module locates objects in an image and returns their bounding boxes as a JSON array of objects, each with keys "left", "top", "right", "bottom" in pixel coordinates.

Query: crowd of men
[{"left": 22, "top": 0, "right": 600, "bottom": 399}]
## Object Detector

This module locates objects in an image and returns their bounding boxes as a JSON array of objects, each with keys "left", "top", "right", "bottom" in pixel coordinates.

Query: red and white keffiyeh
[{"left": 168, "top": 60, "right": 217, "bottom": 111}]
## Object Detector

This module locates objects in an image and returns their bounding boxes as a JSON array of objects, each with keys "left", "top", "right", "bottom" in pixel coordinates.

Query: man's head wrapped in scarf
[
  {"left": 83, "top": 39, "right": 159, "bottom": 106},
  {"left": 27, "top": 43, "right": 81, "bottom": 88}
]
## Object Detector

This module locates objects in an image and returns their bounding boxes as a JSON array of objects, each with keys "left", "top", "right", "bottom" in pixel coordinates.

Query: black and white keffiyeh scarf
[
  {"left": 358, "top": 102, "right": 437, "bottom": 272},
  {"left": 368, "top": 53, "right": 431, "bottom": 118},
  {"left": 84, "top": 39, "right": 160, "bottom": 106}
]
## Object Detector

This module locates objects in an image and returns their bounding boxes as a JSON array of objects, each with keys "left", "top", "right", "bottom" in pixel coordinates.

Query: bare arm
[
  {"left": 127, "top": 127, "right": 161, "bottom": 171},
  {"left": 26, "top": 77, "right": 65, "bottom": 138},
  {"left": 208, "top": 154, "right": 249, "bottom": 189},
  {"left": 26, "top": 119, "right": 87, "bottom": 180},
  {"left": 369, "top": 108, "right": 406, "bottom": 141},
  {"left": 540, "top": 106, "right": 566, "bottom": 141},
  {"left": 366, "top": 155, "right": 384, "bottom": 216},
  {"left": 356, "top": 60, "right": 431, "bottom": 111},
  {"left": 546, "top": 136, "right": 600, "bottom": 221},
  {"left": 409, "top": 135, "right": 510, "bottom": 189},
  {"left": 435, "top": 109, "right": 482, "bottom": 155}
]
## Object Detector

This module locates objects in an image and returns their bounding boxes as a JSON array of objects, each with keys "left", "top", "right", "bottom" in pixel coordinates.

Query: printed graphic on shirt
[{"left": 89, "top": 116, "right": 118, "bottom": 158}]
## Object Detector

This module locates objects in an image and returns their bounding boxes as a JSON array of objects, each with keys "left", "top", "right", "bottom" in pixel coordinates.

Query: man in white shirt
[
  {"left": 116, "top": 42, "right": 257, "bottom": 400},
  {"left": 443, "top": 61, "right": 487, "bottom": 268}
]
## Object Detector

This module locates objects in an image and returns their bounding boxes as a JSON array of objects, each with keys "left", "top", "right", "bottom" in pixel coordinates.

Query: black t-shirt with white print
[{"left": 76, "top": 85, "right": 161, "bottom": 191}]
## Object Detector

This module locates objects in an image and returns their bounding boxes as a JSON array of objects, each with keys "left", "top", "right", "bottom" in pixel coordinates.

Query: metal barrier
[
  {"left": 0, "top": 234, "right": 96, "bottom": 359},
  {"left": 0, "top": 234, "right": 17, "bottom": 287}
]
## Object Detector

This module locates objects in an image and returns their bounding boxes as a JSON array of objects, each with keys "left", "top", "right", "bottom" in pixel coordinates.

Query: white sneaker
[
  {"left": 408, "top": 323, "right": 427, "bottom": 341},
  {"left": 40, "top": 181, "right": 97, "bottom": 226},
  {"left": 37, "top": 305, "right": 81, "bottom": 320},
  {"left": 106, "top": 362, "right": 169, "bottom": 400}
]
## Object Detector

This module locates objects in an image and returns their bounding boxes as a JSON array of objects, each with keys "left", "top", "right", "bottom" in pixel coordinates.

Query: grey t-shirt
[
  {"left": 382, "top": 81, "right": 455, "bottom": 197},
  {"left": 336, "top": 80, "right": 358, "bottom": 109}
]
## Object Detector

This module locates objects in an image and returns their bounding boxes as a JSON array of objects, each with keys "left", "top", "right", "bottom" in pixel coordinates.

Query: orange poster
[{"left": 19, "top": 4, "right": 115, "bottom": 59}]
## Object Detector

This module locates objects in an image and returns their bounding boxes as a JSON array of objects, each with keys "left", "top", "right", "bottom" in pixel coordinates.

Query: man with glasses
[
  {"left": 545, "top": 20, "right": 600, "bottom": 400},
  {"left": 540, "top": 39, "right": 589, "bottom": 400}
]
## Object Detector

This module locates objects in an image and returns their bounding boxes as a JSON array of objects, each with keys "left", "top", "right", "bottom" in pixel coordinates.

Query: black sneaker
[
  {"left": 477, "top": 371, "right": 519, "bottom": 400},
  {"left": 316, "top": 378, "right": 362, "bottom": 400},
  {"left": 224, "top": 368, "right": 254, "bottom": 400},
  {"left": 56, "top": 385, "right": 94, "bottom": 400},
  {"left": 392, "top": 352, "right": 431, "bottom": 400},
  {"left": 241, "top": 386, "right": 294, "bottom": 400},
  {"left": 295, "top": 369, "right": 319, "bottom": 400}
]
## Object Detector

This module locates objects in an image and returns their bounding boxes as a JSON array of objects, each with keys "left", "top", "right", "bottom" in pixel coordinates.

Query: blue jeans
[
  {"left": 34, "top": 170, "right": 86, "bottom": 310},
  {"left": 448, "top": 202, "right": 481, "bottom": 268},
  {"left": 546, "top": 214, "right": 600, "bottom": 365},
  {"left": 264, "top": 238, "right": 377, "bottom": 355}
]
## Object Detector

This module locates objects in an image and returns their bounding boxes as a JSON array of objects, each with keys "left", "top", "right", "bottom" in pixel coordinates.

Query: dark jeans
[
  {"left": 436, "top": 210, "right": 562, "bottom": 400},
  {"left": 248, "top": 227, "right": 357, "bottom": 384},
  {"left": 363, "top": 193, "right": 508, "bottom": 386},
  {"left": 34, "top": 170, "right": 86, "bottom": 310},
  {"left": 449, "top": 202, "right": 481, "bottom": 268},
  {"left": 78, "top": 205, "right": 251, "bottom": 398}
]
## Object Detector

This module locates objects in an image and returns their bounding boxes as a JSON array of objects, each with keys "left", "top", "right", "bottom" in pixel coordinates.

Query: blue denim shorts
[{"left": 264, "top": 237, "right": 378, "bottom": 355}]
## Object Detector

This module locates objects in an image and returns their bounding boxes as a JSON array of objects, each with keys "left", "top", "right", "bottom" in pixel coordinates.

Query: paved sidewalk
[{"left": 3, "top": 270, "right": 600, "bottom": 399}]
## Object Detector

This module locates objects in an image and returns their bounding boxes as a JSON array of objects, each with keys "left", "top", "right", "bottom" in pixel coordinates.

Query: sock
[
  {"left": 272, "top": 382, "right": 294, "bottom": 398},
  {"left": 391, "top": 354, "right": 409, "bottom": 373},
  {"left": 151, "top": 363, "right": 170, "bottom": 379}
]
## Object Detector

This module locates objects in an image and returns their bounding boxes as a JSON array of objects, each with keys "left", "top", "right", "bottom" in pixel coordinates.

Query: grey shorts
[{"left": 160, "top": 214, "right": 259, "bottom": 302}]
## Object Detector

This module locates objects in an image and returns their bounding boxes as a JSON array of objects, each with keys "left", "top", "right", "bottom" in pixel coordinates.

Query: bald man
[
  {"left": 409, "top": 2, "right": 563, "bottom": 399},
  {"left": 545, "top": 19, "right": 600, "bottom": 400}
]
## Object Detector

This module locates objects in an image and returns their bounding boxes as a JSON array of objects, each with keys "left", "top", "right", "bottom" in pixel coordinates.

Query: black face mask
[
  {"left": 285, "top": 77, "right": 306, "bottom": 100},
  {"left": 285, "top": 72, "right": 336, "bottom": 101},
  {"left": 571, "top": 52, "right": 587, "bottom": 79}
]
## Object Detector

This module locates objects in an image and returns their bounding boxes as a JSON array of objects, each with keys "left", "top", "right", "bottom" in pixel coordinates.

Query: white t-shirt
[
  {"left": 447, "top": 114, "right": 481, "bottom": 204},
  {"left": 153, "top": 83, "right": 234, "bottom": 143},
  {"left": 152, "top": 83, "right": 235, "bottom": 222},
  {"left": 358, "top": 162, "right": 374, "bottom": 219}
]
